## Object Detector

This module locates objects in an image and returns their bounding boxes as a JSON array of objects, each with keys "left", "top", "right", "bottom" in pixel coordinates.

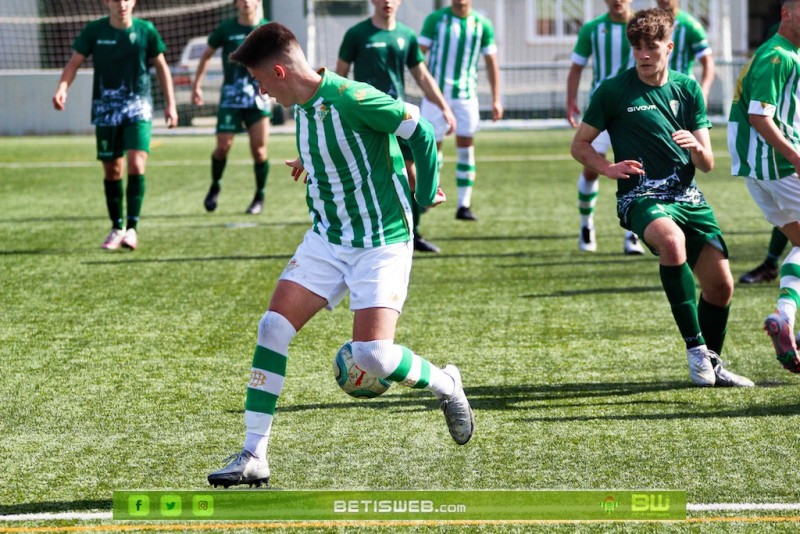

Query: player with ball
[{"left": 207, "top": 22, "right": 475, "bottom": 489}]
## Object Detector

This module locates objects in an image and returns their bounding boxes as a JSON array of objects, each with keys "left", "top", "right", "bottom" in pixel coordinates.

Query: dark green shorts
[
  {"left": 628, "top": 197, "right": 728, "bottom": 268},
  {"left": 95, "top": 121, "right": 151, "bottom": 160},
  {"left": 216, "top": 106, "right": 271, "bottom": 134}
]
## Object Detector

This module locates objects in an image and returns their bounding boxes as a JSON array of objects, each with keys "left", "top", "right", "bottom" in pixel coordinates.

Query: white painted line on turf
[
  {"left": 0, "top": 512, "right": 111, "bottom": 521},
  {"left": 688, "top": 503, "right": 800, "bottom": 511},
  {"left": 0, "top": 153, "right": 734, "bottom": 170},
  {"left": 3, "top": 503, "right": 800, "bottom": 522}
]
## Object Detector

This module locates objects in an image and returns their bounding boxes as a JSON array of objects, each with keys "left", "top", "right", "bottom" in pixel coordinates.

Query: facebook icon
[{"left": 128, "top": 495, "right": 150, "bottom": 516}]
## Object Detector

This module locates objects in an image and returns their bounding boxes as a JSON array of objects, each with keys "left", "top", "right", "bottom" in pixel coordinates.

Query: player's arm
[
  {"left": 571, "top": 122, "right": 643, "bottom": 180},
  {"left": 697, "top": 54, "right": 715, "bottom": 105},
  {"left": 395, "top": 103, "right": 440, "bottom": 207},
  {"left": 484, "top": 53, "right": 503, "bottom": 121},
  {"left": 192, "top": 46, "right": 218, "bottom": 106},
  {"left": 566, "top": 62, "right": 584, "bottom": 128},
  {"left": 750, "top": 114, "right": 800, "bottom": 174},
  {"left": 52, "top": 52, "right": 86, "bottom": 110},
  {"left": 672, "top": 128, "right": 714, "bottom": 173},
  {"left": 153, "top": 53, "right": 178, "bottom": 128},
  {"left": 334, "top": 58, "right": 351, "bottom": 77},
  {"left": 409, "top": 62, "right": 455, "bottom": 134}
]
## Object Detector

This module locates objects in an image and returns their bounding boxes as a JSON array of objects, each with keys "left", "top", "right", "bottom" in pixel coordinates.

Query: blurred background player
[
  {"left": 567, "top": 0, "right": 644, "bottom": 254},
  {"left": 728, "top": 0, "right": 800, "bottom": 374},
  {"left": 418, "top": 0, "right": 503, "bottom": 222},
  {"left": 193, "top": 0, "right": 271, "bottom": 215},
  {"left": 52, "top": 0, "right": 177, "bottom": 250},
  {"left": 656, "top": 0, "right": 715, "bottom": 104},
  {"left": 207, "top": 23, "right": 474, "bottom": 488},
  {"left": 336, "top": 0, "right": 456, "bottom": 253},
  {"left": 572, "top": 8, "right": 753, "bottom": 387}
]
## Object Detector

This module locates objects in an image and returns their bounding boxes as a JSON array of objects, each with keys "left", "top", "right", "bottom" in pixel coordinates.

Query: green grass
[{"left": 1, "top": 129, "right": 800, "bottom": 533}]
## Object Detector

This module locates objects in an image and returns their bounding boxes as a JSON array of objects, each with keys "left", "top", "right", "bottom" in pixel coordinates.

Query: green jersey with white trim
[
  {"left": 418, "top": 7, "right": 497, "bottom": 100},
  {"left": 728, "top": 33, "right": 800, "bottom": 181},
  {"left": 208, "top": 17, "right": 269, "bottom": 109},
  {"left": 338, "top": 18, "right": 424, "bottom": 101},
  {"left": 72, "top": 17, "right": 166, "bottom": 126},
  {"left": 571, "top": 13, "right": 634, "bottom": 98},
  {"left": 295, "top": 70, "right": 437, "bottom": 248},
  {"left": 670, "top": 11, "right": 710, "bottom": 76},
  {"left": 583, "top": 68, "right": 711, "bottom": 226}
]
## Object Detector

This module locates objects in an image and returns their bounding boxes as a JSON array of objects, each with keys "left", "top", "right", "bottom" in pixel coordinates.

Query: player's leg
[
  {"left": 450, "top": 97, "right": 479, "bottom": 221},
  {"left": 739, "top": 226, "right": 787, "bottom": 283},
  {"left": 97, "top": 126, "right": 126, "bottom": 250},
  {"left": 744, "top": 176, "right": 800, "bottom": 373},
  {"left": 344, "top": 241, "right": 474, "bottom": 444},
  {"left": 209, "top": 231, "right": 335, "bottom": 488},
  {"left": 634, "top": 200, "right": 713, "bottom": 385},
  {"left": 205, "top": 107, "right": 239, "bottom": 212},
  {"left": 118, "top": 121, "right": 151, "bottom": 250},
  {"left": 245, "top": 112, "right": 270, "bottom": 215}
]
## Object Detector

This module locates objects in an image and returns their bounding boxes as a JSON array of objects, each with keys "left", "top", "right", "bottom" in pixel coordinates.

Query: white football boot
[
  {"left": 438, "top": 365, "right": 475, "bottom": 445},
  {"left": 208, "top": 450, "right": 270, "bottom": 488}
]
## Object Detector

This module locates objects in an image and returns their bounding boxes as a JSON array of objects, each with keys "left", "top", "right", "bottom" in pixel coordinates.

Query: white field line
[
  {"left": 1, "top": 503, "right": 800, "bottom": 522},
  {"left": 0, "top": 153, "right": 733, "bottom": 170}
]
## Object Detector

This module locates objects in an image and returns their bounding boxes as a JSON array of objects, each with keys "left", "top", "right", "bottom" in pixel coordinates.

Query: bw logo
[
  {"left": 249, "top": 369, "right": 267, "bottom": 388},
  {"left": 631, "top": 493, "right": 670, "bottom": 512}
]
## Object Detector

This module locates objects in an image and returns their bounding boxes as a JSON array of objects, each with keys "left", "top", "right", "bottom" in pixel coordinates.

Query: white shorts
[
  {"left": 591, "top": 130, "right": 611, "bottom": 154},
  {"left": 279, "top": 230, "right": 413, "bottom": 312},
  {"left": 421, "top": 96, "right": 479, "bottom": 141},
  {"left": 745, "top": 175, "right": 800, "bottom": 227}
]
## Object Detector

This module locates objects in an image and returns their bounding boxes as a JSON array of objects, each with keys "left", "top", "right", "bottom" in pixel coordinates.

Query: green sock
[
  {"left": 103, "top": 179, "right": 124, "bottom": 230},
  {"left": 698, "top": 297, "right": 729, "bottom": 355},
  {"left": 767, "top": 227, "right": 789, "bottom": 266},
  {"left": 659, "top": 263, "right": 705, "bottom": 349},
  {"left": 412, "top": 195, "right": 421, "bottom": 238},
  {"left": 254, "top": 160, "right": 269, "bottom": 201},
  {"left": 211, "top": 156, "right": 226, "bottom": 190},
  {"left": 126, "top": 174, "right": 145, "bottom": 231}
]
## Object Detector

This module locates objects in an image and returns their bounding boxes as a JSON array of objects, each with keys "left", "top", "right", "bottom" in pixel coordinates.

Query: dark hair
[
  {"left": 782, "top": 0, "right": 796, "bottom": 6},
  {"left": 229, "top": 22, "right": 299, "bottom": 69},
  {"left": 626, "top": 8, "right": 675, "bottom": 47}
]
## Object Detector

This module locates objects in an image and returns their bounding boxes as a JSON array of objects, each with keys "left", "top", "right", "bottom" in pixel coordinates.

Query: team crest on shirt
[
  {"left": 355, "top": 89, "right": 367, "bottom": 102},
  {"left": 129, "top": 32, "right": 137, "bottom": 44},
  {"left": 317, "top": 105, "right": 329, "bottom": 121},
  {"left": 396, "top": 37, "right": 405, "bottom": 49},
  {"left": 669, "top": 100, "right": 679, "bottom": 117}
]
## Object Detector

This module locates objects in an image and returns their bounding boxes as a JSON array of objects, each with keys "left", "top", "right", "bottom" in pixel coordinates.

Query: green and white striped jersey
[
  {"left": 670, "top": 11, "right": 710, "bottom": 76},
  {"left": 418, "top": 7, "right": 497, "bottom": 100},
  {"left": 728, "top": 33, "right": 800, "bottom": 181},
  {"left": 294, "top": 70, "right": 437, "bottom": 248},
  {"left": 571, "top": 13, "right": 634, "bottom": 97}
]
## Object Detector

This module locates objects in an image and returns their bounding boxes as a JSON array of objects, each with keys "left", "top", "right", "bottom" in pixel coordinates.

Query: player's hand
[
  {"left": 605, "top": 160, "right": 644, "bottom": 180},
  {"left": 566, "top": 101, "right": 581, "bottom": 128},
  {"left": 492, "top": 100, "right": 504, "bottom": 122},
  {"left": 191, "top": 86, "right": 204, "bottom": 106},
  {"left": 164, "top": 106, "right": 178, "bottom": 128},
  {"left": 286, "top": 157, "right": 307, "bottom": 183},
  {"left": 432, "top": 186, "right": 446, "bottom": 206},
  {"left": 443, "top": 107, "right": 457, "bottom": 136},
  {"left": 672, "top": 129, "right": 700, "bottom": 150},
  {"left": 52, "top": 89, "right": 67, "bottom": 111}
]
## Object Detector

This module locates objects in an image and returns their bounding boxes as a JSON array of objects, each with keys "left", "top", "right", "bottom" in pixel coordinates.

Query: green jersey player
[
  {"left": 336, "top": 0, "right": 456, "bottom": 253},
  {"left": 572, "top": 8, "right": 753, "bottom": 388},
  {"left": 656, "top": 0, "right": 715, "bottom": 103},
  {"left": 418, "top": 0, "right": 503, "bottom": 222},
  {"left": 52, "top": 0, "right": 177, "bottom": 251},
  {"left": 567, "top": 0, "right": 644, "bottom": 255},
  {"left": 728, "top": 0, "right": 800, "bottom": 375},
  {"left": 207, "top": 22, "right": 474, "bottom": 489},
  {"left": 192, "top": 0, "right": 271, "bottom": 215}
]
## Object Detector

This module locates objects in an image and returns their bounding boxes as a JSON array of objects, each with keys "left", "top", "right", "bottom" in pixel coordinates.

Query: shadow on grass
[
  {"left": 523, "top": 285, "right": 662, "bottom": 298},
  {"left": 82, "top": 254, "right": 293, "bottom": 265},
  {"left": 228, "top": 381, "right": 695, "bottom": 415},
  {"left": 0, "top": 499, "right": 111, "bottom": 515}
]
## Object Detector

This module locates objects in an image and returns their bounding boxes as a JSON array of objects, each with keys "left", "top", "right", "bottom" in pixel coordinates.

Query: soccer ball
[{"left": 333, "top": 341, "right": 391, "bottom": 399}]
